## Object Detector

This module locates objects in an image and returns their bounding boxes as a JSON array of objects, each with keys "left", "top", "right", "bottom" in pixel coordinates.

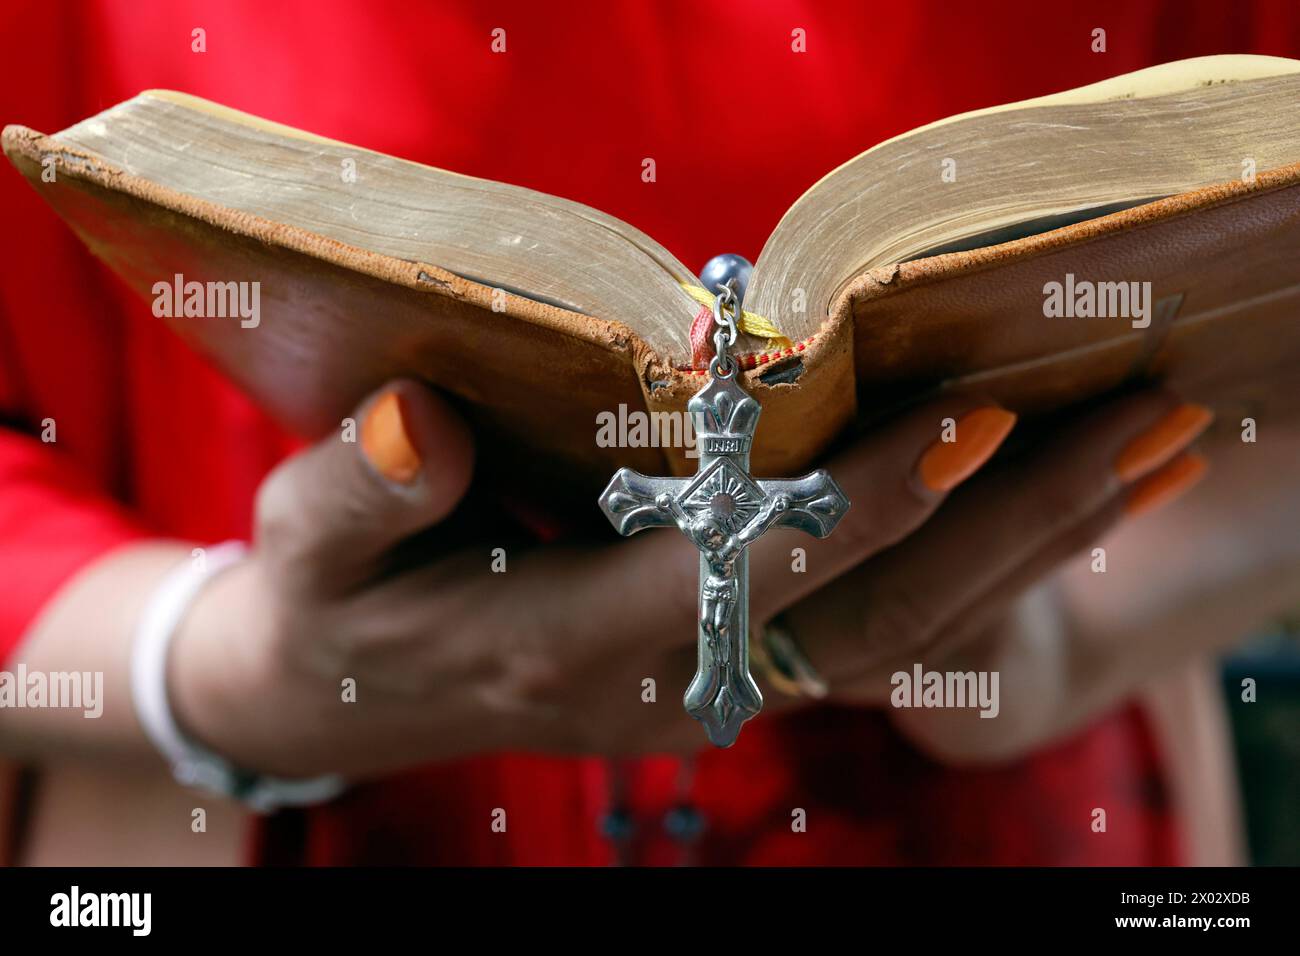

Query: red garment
[{"left": 5, "top": 0, "right": 1286, "bottom": 865}]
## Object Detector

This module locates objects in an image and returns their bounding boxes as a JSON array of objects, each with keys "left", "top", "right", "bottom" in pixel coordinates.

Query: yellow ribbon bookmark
[{"left": 680, "top": 284, "right": 793, "bottom": 350}]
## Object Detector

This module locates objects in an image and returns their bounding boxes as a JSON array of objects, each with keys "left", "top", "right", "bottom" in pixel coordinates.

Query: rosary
[{"left": 598, "top": 259, "right": 850, "bottom": 747}]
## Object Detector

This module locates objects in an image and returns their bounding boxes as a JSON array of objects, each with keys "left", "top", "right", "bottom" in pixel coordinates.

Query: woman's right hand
[{"left": 170, "top": 379, "right": 714, "bottom": 778}]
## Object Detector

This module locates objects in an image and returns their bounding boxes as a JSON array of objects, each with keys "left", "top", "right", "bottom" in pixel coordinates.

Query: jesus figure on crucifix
[{"left": 654, "top": 491, "right": 792, "bottom": 667}]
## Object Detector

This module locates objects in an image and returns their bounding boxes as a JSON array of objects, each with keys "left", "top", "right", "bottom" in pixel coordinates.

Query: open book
[{"left": 7, "top": 55, "right": 1300, "bottom": 494}]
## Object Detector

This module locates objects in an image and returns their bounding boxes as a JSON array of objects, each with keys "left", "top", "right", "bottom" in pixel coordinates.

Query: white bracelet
[{"left": 130, "top": 540, "right": 345, "bottom": 813}]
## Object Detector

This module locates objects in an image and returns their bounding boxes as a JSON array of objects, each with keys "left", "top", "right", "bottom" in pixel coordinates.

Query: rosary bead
[
  {"left": 663, "top": 804, "right": 707, "bottom": 842},
  {"left": 698, "top": 253, "right": 753, "bottom": 301},
  {"left": 599, "top": 807, "right": 636, "bottom": 842}
]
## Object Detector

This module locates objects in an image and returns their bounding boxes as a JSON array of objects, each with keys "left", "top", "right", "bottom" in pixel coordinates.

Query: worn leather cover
[
  {"left": 844, "top": 162, "right": 1300, "bottom": 425},
  {"left": 4, "top": 126, "right": 665, "bottom": 501},
  {"left": 5, "top": 124, "right": 1300, "bottom": 501}
]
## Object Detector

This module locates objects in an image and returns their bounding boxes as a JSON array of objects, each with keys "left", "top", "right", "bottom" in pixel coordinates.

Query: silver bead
[{"left": 698, "top": 253, "right": 753, "bottom": 303}]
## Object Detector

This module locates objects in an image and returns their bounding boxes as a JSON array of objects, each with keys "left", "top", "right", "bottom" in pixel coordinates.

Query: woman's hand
[
  {"left": 168, "top": 380, "right": 1035, "bottom": 777},
  {"left": 760, "top": 391, "right": 1215, "bottom": 759},
  {"left": 9, "top": 375, "right": 1219, "bottom": 781},
  {"left": 778, "top": 391, "right": 1210, "bottom": 693},
  {"left": 872, "top": 408, "right": 1300, "bottom": 766}
]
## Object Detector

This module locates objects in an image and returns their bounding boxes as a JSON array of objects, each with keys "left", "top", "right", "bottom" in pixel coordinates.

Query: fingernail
[
  {"left": 1114, "top": 403, "right": 1213, "bottom": 483},
  {"left": 361, "top": 391, "right": 421, "bottom": 484},
  {"left": 1125, "top": 451, "right": 1207, "bottom": 517},
  {"left": 917, "top": 407, "right": 1018, "bottom": 493}
]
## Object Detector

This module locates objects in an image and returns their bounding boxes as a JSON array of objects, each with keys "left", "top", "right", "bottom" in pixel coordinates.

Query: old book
[{"left": 6, "top": 54, "right": 1300, "bottom": 499}]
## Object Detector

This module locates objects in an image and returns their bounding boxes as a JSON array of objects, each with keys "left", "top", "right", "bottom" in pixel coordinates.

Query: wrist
[
  {"left": 166, "top": 557, "right": 301, "bottom": 776},
  {"left": 158, "top": 551, "right": 347, "bottom": 808}
]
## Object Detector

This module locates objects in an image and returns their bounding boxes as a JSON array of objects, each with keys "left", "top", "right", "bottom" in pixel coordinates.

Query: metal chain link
[{"left": 709, "top": 279, "right": 741, "bottom": 379}]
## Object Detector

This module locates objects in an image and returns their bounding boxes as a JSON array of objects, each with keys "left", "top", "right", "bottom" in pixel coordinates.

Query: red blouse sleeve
[{"left": 0, "top": 428, "right": 147, "bottom": 665}]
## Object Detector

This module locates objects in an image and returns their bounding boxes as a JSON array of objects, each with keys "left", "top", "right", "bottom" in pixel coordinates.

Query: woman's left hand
[{"left": 756, "top": 389, "right": 1213, "bottom": 755}]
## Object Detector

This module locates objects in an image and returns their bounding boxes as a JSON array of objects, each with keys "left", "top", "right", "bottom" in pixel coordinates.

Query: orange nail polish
[
  {"left": 1125, "top": 451, "right": 1207, "bottom": 517},
  {"left": 361, "top": 391, "right": 421, "bottom": 484},
  {"left": 917, "top": 407, "right": 1017, "bottom": 493},
  {"left": 1114, "top": 403, "right": 1213, "bottom": 483}
]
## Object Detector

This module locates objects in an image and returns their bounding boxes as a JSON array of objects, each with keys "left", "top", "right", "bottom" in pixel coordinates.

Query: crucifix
[{"left": 598, "top": 281, "right": 850, "bottom": 747}]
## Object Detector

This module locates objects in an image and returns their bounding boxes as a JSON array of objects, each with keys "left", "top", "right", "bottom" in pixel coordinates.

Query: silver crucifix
[{"left": 598, "top": 282, "right": 850, "bottom": 747}]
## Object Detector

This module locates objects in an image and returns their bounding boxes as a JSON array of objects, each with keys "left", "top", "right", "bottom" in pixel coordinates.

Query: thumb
[{"left": 254, "top": 379, "right": 474, "bottom": 594}]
